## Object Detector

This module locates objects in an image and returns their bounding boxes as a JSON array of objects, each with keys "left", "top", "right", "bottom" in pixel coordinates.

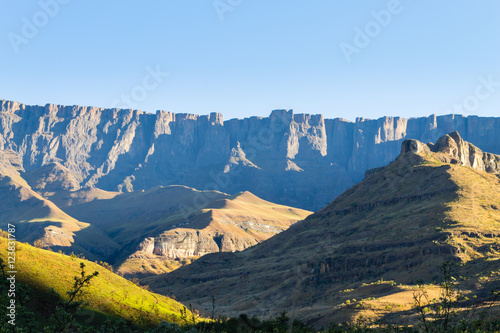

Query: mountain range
[
  {"left": 3, "top": 98, "right": 500, "bottom": 329},
  {"left": 2, "top": 99, "right": 500, "bottom": 211},
  {"left": 0, "top": 147, "right": 309, "bottom": 271}
]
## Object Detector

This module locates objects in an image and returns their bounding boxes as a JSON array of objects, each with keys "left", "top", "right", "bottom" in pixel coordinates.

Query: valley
[{"left": 2, "top": 99, "right": 500, "bottom": 331}]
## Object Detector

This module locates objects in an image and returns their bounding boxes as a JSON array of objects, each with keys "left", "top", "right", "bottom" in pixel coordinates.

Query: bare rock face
[
  {"left": 143, "top": 231, "right": 219, "bottom": 258},
  {"left": 401, "top": 132, "right": 500, "bottom": 174},
  {"left": 137, "top": 230, "right": 248, "bottom": 259},
  {"left": 223, "top": 142, "right": 259, "bottom": 173},
  {"left": 401, "top": 139, "right": 432, "bottom": 155},
  {"left": 1, "top": 99, "right": 500, "bottom": 210},
  {"left": 433, "top": 132, "right": 500, "bottom": 173}
]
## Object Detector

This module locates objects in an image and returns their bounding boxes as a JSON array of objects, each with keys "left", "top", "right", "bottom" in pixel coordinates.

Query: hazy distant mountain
[
  {"left": 2, "top": 99, "right": 500, "bottom": 211},
  {"left": 148, "top": 132, "right": 500, "bottom": 328}
]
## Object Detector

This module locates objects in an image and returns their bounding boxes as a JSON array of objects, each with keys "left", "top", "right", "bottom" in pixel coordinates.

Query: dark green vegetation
[{"left": 4, "top": 257, "right": 499, "bottom": 333}]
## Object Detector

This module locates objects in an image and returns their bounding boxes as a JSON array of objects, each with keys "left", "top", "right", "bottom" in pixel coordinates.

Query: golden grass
[
  {"left": 117, "top": 255, "right": 198, "bottom": 276},
  {"left": 58, "top": 185, "right": 311, "bottom": 277},
  {"left": 150, "top": 151, "right": 500, "bottom": 328},
  {"left": 0, "top": 237, "right": 190, "bottom": 326}
]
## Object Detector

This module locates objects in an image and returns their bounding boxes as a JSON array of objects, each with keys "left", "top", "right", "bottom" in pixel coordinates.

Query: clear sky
[{"left": 1, "top": 1, "right": 499, "bottom": 121}]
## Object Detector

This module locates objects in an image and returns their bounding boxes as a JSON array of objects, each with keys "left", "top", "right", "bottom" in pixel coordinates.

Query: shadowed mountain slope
[
  {"left": 0, "top": 149, "right": 119, "bottom": 260},
  {"left": 59, "top": 186, "right": 311, "bottom": 277},
  {"left": 0, "top": 148, "right": 310, "bottom": 270},
  {"left": 148, "top": 132, "right": 500, "bottom": 327}
]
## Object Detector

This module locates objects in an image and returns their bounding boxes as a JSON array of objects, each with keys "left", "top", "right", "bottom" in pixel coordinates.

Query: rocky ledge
[{"left": 402, "top": 131, "right": 500, "bottom": 174}]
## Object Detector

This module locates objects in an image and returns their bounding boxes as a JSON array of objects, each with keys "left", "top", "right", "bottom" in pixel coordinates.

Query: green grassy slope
[{"left": 0, "top": 236, "right": 191, "bottom": 329}]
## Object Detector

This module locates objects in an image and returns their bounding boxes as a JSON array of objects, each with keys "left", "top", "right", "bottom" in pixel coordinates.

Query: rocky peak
[
  {"left": 401, "top": 132, "right": 500, "bottom": 174},
  {"left": 0, "top": 100, "right": 22, "bottom": 113}
]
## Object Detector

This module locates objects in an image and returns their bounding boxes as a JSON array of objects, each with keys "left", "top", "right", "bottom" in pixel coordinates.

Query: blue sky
[{"left": 1, "top": 1, "right": 499, "bottom": 121}]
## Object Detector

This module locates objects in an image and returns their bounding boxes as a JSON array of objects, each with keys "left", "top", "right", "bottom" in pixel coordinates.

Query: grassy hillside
[
  {"left": 57, "top": 185, "right": 311, "bottom": 278},
  {"left": 0, "top": 177, "right": 120, "bottom": 260},
  {"left": 1, "top": 149, "right": 310, "bottom": 278},
  {"left": 148, "top": 143, "right": 500, "bottom": 328},
  {"left": 61, "top": 186, "right": 309, "bottom": 245},
  {"left": 60, "top": 185, "right": 230, "bottom": 243},
  {"left": 0, "top": 236, "right": 191, "bottom": 329},
  {"left": 49, "top": 186, "right": 122, "bottom": 207}
]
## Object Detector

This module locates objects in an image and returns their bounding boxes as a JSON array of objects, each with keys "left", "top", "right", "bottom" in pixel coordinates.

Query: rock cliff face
[
  {"left": 402, "top": 131, "right": 500, "bottom": 174},
  {"left": 2, "top": 99, "right": 500, "bottom": 210},
  {"left": 137, "top": 230, "right": 247, "bottom": 259}
]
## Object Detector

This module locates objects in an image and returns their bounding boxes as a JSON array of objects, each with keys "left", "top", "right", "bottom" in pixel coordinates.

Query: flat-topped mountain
[
  {"left": 2, "top": 99, "right": 500, "bottom": 210},
  {"left": 148, "top": 132, "right": 500, "bottom": 328}
]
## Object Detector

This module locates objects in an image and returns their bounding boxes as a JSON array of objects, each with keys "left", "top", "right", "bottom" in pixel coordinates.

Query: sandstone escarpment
[
  {"left": 402, "top": 131, "right": 500, "bottom": 174},
  {"left": 2, "top": 99, "right": 500, "bottom": 210},
  {"left": 137, "top": 230, "right": 251, "bottom": 259}
]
